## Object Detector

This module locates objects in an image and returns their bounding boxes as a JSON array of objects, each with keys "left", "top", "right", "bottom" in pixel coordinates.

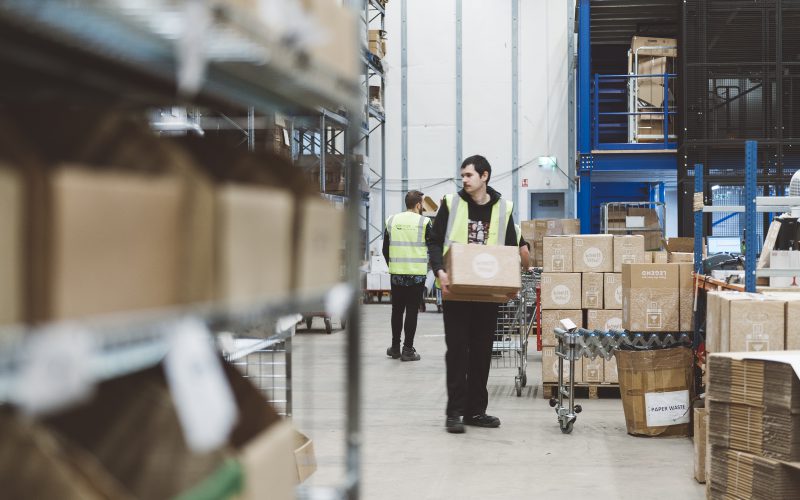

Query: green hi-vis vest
[
  {"left": 386, "top": 211, "right": 431, "bottom": 275},
  {"left": 442, "top": 193, "right": 514, "bottom": 255}
]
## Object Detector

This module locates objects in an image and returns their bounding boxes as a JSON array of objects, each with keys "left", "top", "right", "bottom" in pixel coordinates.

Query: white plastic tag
[
  {"left": 14, "top": 325, "right": 94, "bottom": 416},
  {"left": 165, "top": 320, "right": 238, "bottom": 453},
  {"left": 559, "top": 318, "right": 577, "bottom": 331},
  {"left": 645, "top": 390, "right": 690, "bottom": 427}
]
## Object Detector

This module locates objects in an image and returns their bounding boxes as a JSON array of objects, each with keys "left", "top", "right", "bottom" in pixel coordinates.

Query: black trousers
[
  {"left": 390, "top": 283, "right": 425, "bottom": 348},
  {"left": 443, "top": 300, "right": 500, "bottom": 417}
]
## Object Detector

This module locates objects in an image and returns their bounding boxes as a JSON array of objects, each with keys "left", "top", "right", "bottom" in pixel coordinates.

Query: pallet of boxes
[
  {"left": 698, "top": 287, "right": 800, "bottom": 491},
  {"left": 539, "top": 232, "right": 649, "bottom": 399}
]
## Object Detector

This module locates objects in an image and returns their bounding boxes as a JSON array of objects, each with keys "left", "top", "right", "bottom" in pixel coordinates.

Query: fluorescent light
[{"left": 711, "top": 185, "right": 720, "bottom": 191}]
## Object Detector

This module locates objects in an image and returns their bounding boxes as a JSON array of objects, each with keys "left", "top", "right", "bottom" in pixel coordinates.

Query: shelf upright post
[
  {"left": 745, "top": 140, "right": 757, "bottom": 293},
  {"left": 692, "top": 163, "right": 704, "bottom": 362}
]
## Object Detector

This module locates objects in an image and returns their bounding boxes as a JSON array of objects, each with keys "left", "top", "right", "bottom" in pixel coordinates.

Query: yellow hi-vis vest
[
  {"left": 386, "top": 211, "right": 430, "bottom": 275},
  {"left": 442, "top": 193, "right": 514, "bottom": 255}
]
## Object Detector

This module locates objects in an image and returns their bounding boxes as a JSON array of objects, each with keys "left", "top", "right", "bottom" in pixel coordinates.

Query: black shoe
[
  {"left": 386, "top": 345, "right": 400, "bottom": 359},
  {"left": 463, "top": 414, "right": 501, "bottom": 428},
  {"left": 400, "top": 346, "right": 420, "bottom": 362},
  {"left": 446, "top": 416, "right": 465, "bottom": 434}
]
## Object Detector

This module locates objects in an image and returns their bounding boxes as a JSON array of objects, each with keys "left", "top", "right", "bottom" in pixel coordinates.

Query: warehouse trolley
[
  {"left": 493, "top": 269, "right": 540, "bottom": 396},
  {"left": 549, "top": 322, "right": 692, "bottom": 434}
]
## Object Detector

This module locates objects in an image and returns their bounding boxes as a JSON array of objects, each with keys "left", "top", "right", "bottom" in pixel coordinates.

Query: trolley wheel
[
  {"left": 305, "top": 317, "right": 313, "bottom": 330},
  {"left": 521, "top": 373, "right": 528, "bottom": 388},
  {"left": 324, "top": 318, "right": 333, "bottom": 334},
  {"left": 437, "top": 305, "right": 442, "bottom": 313},
  {"left": 515, "top": 379, "right": 522, "bottom": 397},
  {"left": 548, "top": 398, "right": 557, "bottom": 408},
  {"left": 574, "top": 404, "right": 583, "bottom": 414},
  {"left": 560, "top": 417, "right": 576, "bottom": 434},
  {"left": 341, "top": 319, "right": 347, "bottom": 330}
]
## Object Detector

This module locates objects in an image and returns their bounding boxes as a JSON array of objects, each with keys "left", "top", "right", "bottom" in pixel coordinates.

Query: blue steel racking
[{"left": 576, "top": 0, "right": 678, "bottom": 234}]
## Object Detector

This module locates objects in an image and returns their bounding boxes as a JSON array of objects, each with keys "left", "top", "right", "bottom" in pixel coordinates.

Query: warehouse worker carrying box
[{"left": 428, "top": 154, "right": 525, "bottom": 434}]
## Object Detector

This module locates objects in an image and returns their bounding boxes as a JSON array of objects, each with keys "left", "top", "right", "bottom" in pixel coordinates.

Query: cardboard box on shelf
[
  {"left": 217, "top": 184, "right": 295, "bottom": 305},
  {"left": 301, "top": 0, "right": 359, "bottom": 81},
  {"left": 668, "top": 252, "right": 694, "bottom": 263},
  {"left": 614, "top": 235, "right": 646, "bottom": 272},
  {"left": 586, "top": 309, "right": 623, "bottom": 332},
  {"left": 758, "top": 220, "right": 782, "bottom": 269},
  {"left": 694, "top": 406, "right": 708, "bottom": 483},
  {"left": 40, "top": 167, "right": 185, "bottom": 321},
  {"left": 705, "top": 292, "right": 754, "bottom": 353},
  {"left": 622, "top": 263, "right": 680, "bottom": 332},
  {"left": 631, "top": 35, "right": 678, "bottom": 58},
  {"left": 679, "top": 263, "right": 695, "bottom": 332},
  {"left": 604, "top": 273, "right": 623, "bottom": 309},
  {"left": 542, "top": 346, "right": 583, "bottom": 384},
  {"left": 616, "top": 347, "right": 694, "bottom": 437},
  {"left": 652, "top": 251, "right": 669, "bottom": 264},
  {"left": 543, "top": 236, "right": 574, "bottom": 272},
  {"left": 0, "top": 164, "right": 23, "bottom": 324},
  {"left": 444, "top": 243, "right": 521, "bottom": 302},
  {"left": 541, "top": 273, "right": 582, "bottom": 310},
  {"left": 295, "top": 196, "right": 346, "bottom": 294},
  {"left": 573, "top": 234, "right": 614, "bottom": 273},
  {"left": 582, "top": 272, "right": 604, "bottom": 309},
  {"left": 368, "top": 29, "right": 386, "bottom": 58},
  {"left": 605, "top": 355, "right": 619, "bottom": 384},
  {"left": 540, "top": 309, "right": 583, "bottom": 346},
  {"left": 666, "top": 237, "right": 695, "bottom": 254},
  {"left": 583, "top": 356, "right": 604, "bottom": 384},
  {"left": 725, "top": 297, "right": 786, "bottom": 352}
]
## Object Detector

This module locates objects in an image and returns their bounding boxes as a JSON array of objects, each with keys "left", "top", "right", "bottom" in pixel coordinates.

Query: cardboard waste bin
[{"left": 615, "top": 347, "right": 694, "bottom": 437}]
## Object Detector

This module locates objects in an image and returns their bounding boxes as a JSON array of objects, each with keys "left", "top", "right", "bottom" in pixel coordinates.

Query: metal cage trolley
[{"left": 493, "top": 269, "right": 540, "bottom": 396}]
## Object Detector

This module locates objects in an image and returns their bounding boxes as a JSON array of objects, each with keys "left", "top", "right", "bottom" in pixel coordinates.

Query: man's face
[
  {"left": 461, "top": 164, "right": 488, "bottom": 194},
  {"left": 415, "top": 202, "right": 423, "bottom": 214}
]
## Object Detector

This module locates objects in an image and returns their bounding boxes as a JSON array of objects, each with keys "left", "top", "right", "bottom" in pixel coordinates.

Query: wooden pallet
[{"left": 542, "top": 383, "right": 620, "bottom": 400}]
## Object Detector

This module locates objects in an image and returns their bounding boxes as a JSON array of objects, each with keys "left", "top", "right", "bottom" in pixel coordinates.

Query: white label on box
[
  {"left": 626, "top": 216, "right": 645, "bottom": 228},
  {"left": 645, "top": 390, "right": 690, "bottom": 427},
  {"left": 472, "top": 253, "right": 499, "bottom": 279},
  {"left": 551, "top": 285, "right": 572, "bottom": 305},
  {"left": 165, "top": 320, "right": 238, "bottom": 453},
  {"left": 583, "top": 247, "right": 604, "bottom": 268}
]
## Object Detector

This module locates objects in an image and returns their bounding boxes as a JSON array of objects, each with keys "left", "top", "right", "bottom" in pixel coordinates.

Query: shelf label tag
[{"left": 165, "top": 319, "right": 237, "bottom": 453}]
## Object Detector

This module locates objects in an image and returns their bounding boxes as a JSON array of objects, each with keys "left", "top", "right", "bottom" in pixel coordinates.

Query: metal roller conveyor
[{"left": 548, "top": 321, "right": 691, "bottom": 434}]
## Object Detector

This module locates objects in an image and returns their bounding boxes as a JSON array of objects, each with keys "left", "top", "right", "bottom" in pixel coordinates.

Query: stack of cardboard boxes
[
  {"left": 540, "top": 234, "right": 652, "bottom": 385},
  {"left": 520, "top": 219, "right": 581, "bottom": 268},
  {"left": 705, "top": 353, "right": 800, "bottom": 497},
  {"left": 368, "top": 29, "right": 387, "bottom": 59}
]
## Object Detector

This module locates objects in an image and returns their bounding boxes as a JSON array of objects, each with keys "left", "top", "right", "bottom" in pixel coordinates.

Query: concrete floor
[{"left": 293, "top": 304, "right": 704, "bottom": 499}]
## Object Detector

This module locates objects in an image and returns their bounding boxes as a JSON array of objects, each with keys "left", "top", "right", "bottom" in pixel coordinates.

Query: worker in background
[
  {"left": 428, "top": 155, "right": 526, "bottom": 434},
  {"left": 382, "top": 190, "right": 432, "bottom": 362}
]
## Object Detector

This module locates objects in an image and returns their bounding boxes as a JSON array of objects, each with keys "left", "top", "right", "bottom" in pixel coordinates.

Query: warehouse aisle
[{"left": 293, "top": 305, "right": 704, "bottom": 500}]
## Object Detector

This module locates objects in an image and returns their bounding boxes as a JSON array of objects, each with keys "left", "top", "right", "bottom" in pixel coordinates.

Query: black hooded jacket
[{"left": 427, "top": 186, "right": 524, "bottom": 274}]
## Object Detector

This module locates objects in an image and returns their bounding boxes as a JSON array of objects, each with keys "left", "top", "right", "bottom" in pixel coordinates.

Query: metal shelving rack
[
  {"left": 0, "top": 1, "right": 363, "bottom": 498},
  {"left": 362, "top": 0, "right": 387, "bottom": 256}
]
